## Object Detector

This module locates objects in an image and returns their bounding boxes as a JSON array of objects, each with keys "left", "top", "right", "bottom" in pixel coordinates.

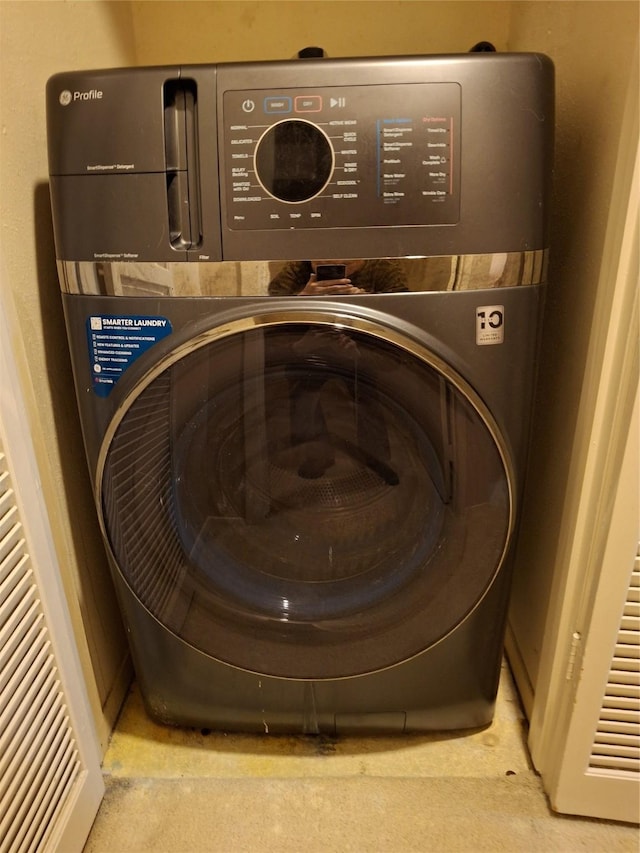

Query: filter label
[{"left": 86, "top": 314, "right": 172, "bottom": 397}]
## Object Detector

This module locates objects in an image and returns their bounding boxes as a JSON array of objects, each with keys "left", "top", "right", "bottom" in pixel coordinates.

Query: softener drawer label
[{"left": 87, "top": 315, "right": 172, "bottom": 397}]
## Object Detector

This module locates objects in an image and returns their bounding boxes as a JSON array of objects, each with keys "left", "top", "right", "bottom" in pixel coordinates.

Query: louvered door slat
[
  {"left": 590, "top": 755, "right": 639, "bottom": 772},
  {"left": 598, "top": 708, "right": 638, "bottom": 725},
  {"left": 614, "top": 643, "right": 639, "bottom": 661},
  {"left": 591, "top": 741, "right": 640, "bottom": 759},
  {"left": 618, "top": 629, "right": 640, "bottom": 645},
  {"left": 603, "top": 683, "right": 640, "bottom": 699},
  {"left": 594, "top": 731, "right": 639, "bottom": 748},
  {"left": 595, "top": 719, "right": 638, "bottom": 736},
  {"left": 606, "top": 667, "right": 639, "bottom": 685},
  {"left": 600, "top": 695, "right": 639, "bottom": 713}
]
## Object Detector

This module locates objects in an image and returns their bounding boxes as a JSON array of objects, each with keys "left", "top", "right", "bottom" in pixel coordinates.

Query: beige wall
[
  {"left": 129, "top": 1, "right": 509, "bottom": 63},
  {"left": 0, "top": 0, "right": 637, "bottom": 748}
]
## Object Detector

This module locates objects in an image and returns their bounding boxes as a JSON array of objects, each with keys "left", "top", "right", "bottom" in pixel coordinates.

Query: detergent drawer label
[{"left": 87, "top": 315, "right": 172, "bottom": 397}]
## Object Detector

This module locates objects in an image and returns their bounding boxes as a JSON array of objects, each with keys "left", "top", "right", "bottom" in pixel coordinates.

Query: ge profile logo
[{"left": 58, "top": 88, "right": 104, "bottom": 105}]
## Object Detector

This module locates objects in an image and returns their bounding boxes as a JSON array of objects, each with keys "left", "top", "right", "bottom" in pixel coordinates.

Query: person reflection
[
  {"left": 268, "top": 259, "right": 409, "bottom": 297},
  {"left": 268, "top": 260, "right": 407, "bottom": 483}
]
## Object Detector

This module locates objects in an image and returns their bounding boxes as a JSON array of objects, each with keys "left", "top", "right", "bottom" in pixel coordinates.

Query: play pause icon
[{"left": 330, "top": 97, "right": 346, "bottom": 108}]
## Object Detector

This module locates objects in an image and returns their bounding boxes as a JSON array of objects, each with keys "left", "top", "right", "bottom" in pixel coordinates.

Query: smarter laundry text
[
  {"left": 100, "top": 318, "right": 169, "bottom": 327},
  {"left": 87, "top": 314, "right": 172, "bottom": 397}
]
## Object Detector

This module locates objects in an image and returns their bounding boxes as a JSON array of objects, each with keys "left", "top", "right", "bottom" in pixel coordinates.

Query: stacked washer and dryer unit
[{"left": 47, "top": 53, "right": 553, "bottom": 734}]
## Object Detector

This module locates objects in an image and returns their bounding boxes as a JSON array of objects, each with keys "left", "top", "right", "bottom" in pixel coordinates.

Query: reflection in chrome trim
[{"left": 60, "top": 250, "right": 548, "bottom": 296}]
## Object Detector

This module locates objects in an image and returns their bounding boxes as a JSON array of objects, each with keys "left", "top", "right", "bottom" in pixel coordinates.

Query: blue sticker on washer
[{"left": 86, "top": 315, "right": 172, "bottom": 397}]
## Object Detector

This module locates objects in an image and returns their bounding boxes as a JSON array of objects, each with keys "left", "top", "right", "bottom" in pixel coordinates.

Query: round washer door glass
[{"left": 99, "top": 316, "right": 513, "bottom": 679}]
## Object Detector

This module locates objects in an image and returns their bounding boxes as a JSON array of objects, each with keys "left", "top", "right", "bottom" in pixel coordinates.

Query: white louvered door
[
  {"left": 589, "top": 554, "right": 640, "bottom": 778},
  {"left": 0, "top": 291, "right": 103, "bottom": 851},
  {"left": 549, "top": 547, "right": 640, "bottom": 823},
  {"left": 546, "top": 384, "right": 640, "bottom": 823}
]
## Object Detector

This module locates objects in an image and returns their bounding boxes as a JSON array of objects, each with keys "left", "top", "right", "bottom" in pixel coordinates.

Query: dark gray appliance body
[{"left": 47, "top": 53, "right": 553, "bottom": 733}]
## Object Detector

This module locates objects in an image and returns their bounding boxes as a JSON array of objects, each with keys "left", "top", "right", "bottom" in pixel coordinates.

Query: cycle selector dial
[{"left": 254, "top": 119, "right": 334, "bottom": 203}]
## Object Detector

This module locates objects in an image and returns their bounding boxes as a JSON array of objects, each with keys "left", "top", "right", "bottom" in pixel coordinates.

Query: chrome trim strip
[{"left": 57, "top": 250, "right": 549, "bottom": 295}]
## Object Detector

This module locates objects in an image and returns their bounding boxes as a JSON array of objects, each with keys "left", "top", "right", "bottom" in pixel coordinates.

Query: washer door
[{"left": 98, "top": 313, "right": 514, "bottom": 679}]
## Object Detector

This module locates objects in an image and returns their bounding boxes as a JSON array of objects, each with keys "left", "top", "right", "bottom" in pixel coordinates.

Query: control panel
[
  {"left": 47, "top": 55, "right": 553, "bottom": 262},
  {"left": 221, "top": 82, "right": 461, "bottom": 232}
]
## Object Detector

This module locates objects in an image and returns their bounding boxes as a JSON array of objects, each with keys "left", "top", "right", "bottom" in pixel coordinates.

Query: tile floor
[{"left": 84, "top": 664, "right": 638, "bottom": 852}]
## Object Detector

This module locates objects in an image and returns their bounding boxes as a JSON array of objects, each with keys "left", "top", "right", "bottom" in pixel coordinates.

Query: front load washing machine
[{"left": 47, "top": 53, "right": 553, "bottom": 733}]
